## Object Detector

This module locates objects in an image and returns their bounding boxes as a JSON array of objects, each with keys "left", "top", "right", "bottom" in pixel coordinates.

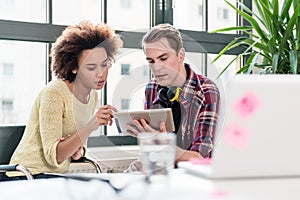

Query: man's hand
[
  {"left": 125, "top": 119, "right": 167, "bottom": 137},
  {"left": 175, "top": 146, "right": 202, "bottom": 163},
  {"left": 123, "top": 159, "right": 143, "bottom": 173}
]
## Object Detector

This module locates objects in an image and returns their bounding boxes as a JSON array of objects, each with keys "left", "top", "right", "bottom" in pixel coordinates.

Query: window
[
  {"left": 121, "top": 64, "right": 130, "bottom": 75},
  {"left": 0, "top": 0, "right": 251, "bottom": 144},
  {"left": 3, "top": 63, "right": 14, "bottom": 76},
  {"left": 0, "top": 0, "right": 46, "bottom": 23},
  {"left": 0, "top": 40, "right": 46, "bottom": 125},
  {"left": 198, "top": 4, "right": 203, "bottom": 16},
  {"left": 52, "top": 0, "right": 103, "bottom": 25},
  {"left": 218, "top": 8, "right": 229, "bottom": 20},
  {"left": 174, "top": 0, "right": 204, "bottom": 31},
  {"left": 0, "top": 0, "right": 14, "bottom": 9},
  {"left": 121, "top": 99, "right": 130, "bottom": 109},
  {"left": 223, "top": 8, "right": 229, "bottom": 20},
  {"left": 208, "top": 0, "right": 237, "bottom": 32},
  {"left": 1, "top": 99, "right": 13, "bottom": 111},
  {"left": 120, "top": 0, "right": 131, "bottom": 9},
  {"left": 143, "top": 65, "right": 149, "bottom": 77},
  {"left": 107, "top": 0, "right": 150, "bottom": 30}
]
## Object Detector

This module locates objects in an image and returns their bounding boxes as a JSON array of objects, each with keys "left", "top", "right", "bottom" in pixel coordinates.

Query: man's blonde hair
[{"left": 142, "top": 23, "right": 183, "bottom": 54}]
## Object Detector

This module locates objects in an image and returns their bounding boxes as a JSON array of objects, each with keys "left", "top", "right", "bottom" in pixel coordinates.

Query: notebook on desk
[{"left": 178, "top": 75, "right": 300, "bottom": 179}]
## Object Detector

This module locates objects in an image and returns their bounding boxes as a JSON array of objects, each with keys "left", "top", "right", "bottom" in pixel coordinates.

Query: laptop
[{"left": 178, "top": 75, "right": 300, "bottom": 179}]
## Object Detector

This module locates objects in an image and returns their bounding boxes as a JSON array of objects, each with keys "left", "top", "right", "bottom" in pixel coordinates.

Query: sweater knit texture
[{"left": 8, "top": 79, "right": 98, "bottom": 176}]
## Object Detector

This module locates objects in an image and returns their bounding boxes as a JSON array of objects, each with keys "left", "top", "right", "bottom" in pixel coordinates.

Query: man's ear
[{"left": 178, "top": 48, "right": 185, "bottom": 62}]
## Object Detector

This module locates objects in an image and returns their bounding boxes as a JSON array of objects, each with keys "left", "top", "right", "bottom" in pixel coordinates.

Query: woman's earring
[{"left": 72, "top": 70, "right": 77, "bottom": 74}]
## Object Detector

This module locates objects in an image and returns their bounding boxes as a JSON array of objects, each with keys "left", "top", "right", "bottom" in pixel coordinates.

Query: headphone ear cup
[
  {"left": 158, "top": 87, "right": 169, "bottom": 102},
  {"left": 167, "top": 87, "right": 176, "bottom": 101},
  {"left": 168, "top": 87, "right": 182, "bottom": 102}
]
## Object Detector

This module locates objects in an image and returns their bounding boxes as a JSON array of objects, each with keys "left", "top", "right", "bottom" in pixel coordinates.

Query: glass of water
[{"left": 138, "top": 132, "right": 176, "bottom": 177}]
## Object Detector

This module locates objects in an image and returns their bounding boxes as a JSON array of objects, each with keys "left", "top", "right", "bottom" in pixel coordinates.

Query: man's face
[{"left": 144, "top": 38, "right": 185, "bottom": 87}]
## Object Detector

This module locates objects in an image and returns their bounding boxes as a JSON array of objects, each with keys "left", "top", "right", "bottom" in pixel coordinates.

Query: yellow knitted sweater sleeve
[{"left": 8, "top": 80, "right": 98, "bottom": 176}]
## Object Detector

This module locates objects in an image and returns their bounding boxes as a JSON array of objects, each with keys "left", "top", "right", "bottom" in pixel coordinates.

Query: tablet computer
[{"left": 114, "top": 108, "right": 175, "bottom": 134}]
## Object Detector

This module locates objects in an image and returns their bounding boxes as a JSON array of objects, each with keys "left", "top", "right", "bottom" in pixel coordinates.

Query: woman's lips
[{"left": 97, "top": 80, "right": 105, "bottom": 86}]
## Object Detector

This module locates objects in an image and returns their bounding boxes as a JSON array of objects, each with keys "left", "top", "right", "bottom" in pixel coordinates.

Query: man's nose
[{"left": 150, "top": 63, "right": 164, "bottom": 70}]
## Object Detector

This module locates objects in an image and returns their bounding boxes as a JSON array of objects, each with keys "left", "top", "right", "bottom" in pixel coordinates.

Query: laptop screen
[{"left": 210, "top": 74, "right": 300, "bottom": 178}]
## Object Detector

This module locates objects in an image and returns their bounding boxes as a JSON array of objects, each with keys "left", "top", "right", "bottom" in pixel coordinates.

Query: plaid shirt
[{"left": 144, "top": 64, "right": 220, "bottom": 157}]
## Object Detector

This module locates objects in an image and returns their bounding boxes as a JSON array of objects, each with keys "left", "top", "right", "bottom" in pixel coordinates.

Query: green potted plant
[{"left": 211, "top": 0, "right": 300, "bottom": 77}]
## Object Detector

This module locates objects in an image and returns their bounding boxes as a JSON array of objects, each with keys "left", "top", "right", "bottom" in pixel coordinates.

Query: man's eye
[
  {"left": 101, "top": 63, "right": 109, "bottom": 67},
  {"left": 160, "top": 57, "right": 167, "bottom": 61}
]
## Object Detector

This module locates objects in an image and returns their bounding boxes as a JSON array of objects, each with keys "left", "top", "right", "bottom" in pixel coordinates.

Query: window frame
[{"left": 0, "top": 0, "right": 252, "bottom": 147}]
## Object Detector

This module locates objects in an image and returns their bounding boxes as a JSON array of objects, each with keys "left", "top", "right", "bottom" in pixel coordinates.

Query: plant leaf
[
  {"left": 280, "top": 0, "right": 293, "bottom": 20},
  {"left": 280, "top": 3, "right": 300, "bottom": 50},
  {"left": 272, "top": 53, "right": 279, "bottom": 73},
  {"left": 225, "top": 0, "right": 269, "bottom": 44},
  {"left": 255, "top": 0, "right": 273, "bottom": 32},
  {"left": 246, "top": 53, "right": 260, "bottom": 74},
  {"left": 211, "top": 37, "right": 247, "bottom": 63},
  {"left": 209, "top": 26, "right": 252, "bottom": 33},
  {"left": 290, "top": 50, "right": 297, "bottom": 74}
]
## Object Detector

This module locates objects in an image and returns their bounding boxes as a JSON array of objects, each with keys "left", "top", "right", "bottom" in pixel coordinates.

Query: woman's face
[{"left": 76, "top": 47, "right": 112, "bottom": 90}]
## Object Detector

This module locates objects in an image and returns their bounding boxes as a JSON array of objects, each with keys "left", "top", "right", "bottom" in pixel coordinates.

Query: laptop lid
[{"left": 179, "top": 75, "right": 300, "bottom": 179}]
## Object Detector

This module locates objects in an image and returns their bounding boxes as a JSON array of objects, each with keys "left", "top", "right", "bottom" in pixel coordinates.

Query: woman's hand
[
  {"left": 125, "top": 119, "right": 167, "bottom": 137},
  {"left": 71, "top": 146, "right": 84, "bottom": 160},
  {"left": 88, "top": 104, "right": 118, "bottom": 130},
  {"left": 95, "top": 104, "right": 118, "bottom": 126},
  {"left": 58, "top": 135, "right": 84, "bottom": 160}
]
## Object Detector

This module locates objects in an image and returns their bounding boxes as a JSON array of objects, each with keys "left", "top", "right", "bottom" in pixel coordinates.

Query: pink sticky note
[
  {"left": 210, "top": 189, "right": 229, "bottom": 198},
  {"left": 223, "top": 122, "right": 251, "bottom": 150},
  {"left": 189, "top": 157, "right": 212, "bottom": 165},
  {"left": 233, "top": 91, "right": 262, "bottom": 119}
]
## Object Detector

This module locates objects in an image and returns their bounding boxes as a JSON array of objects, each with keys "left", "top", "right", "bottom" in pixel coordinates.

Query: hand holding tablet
[{"left": 114, "top": 108, "right": 175, "bottom": 134}]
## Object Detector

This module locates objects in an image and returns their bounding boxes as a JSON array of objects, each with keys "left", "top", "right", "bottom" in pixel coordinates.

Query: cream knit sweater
[{"left": 8, "top": 79, "right": 98, "bottom": 177}]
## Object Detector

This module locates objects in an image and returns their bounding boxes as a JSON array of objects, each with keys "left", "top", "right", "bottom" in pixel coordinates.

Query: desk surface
[{"left": 0, "top": 169, "right": 299, "bottom": 200}]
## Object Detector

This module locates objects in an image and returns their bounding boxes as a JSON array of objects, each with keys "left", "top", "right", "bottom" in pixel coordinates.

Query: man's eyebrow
[
  {"left": 157, "top": 53, "right": 168, "bottom": 59},
  {"left": 146, "top": 53, "right": 169, "bottom": 61},
  {"left": 146, "top": 57, "right": 153, "bottom": 61},
  {"left": 102, "top": 57, "right": 110, "bottom": 62}
]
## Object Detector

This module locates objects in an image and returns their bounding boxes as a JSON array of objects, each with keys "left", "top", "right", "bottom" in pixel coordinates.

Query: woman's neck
[{"left": 65, "top": 80, "right": 91, "bottom": 104}]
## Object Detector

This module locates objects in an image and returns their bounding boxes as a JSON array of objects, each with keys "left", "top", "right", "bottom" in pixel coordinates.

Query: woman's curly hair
[{"left": 50, "top": 21, "right": 123, "bottom": 82}]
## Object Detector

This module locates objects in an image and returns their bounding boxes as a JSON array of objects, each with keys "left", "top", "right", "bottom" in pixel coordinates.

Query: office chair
[
  {"left": 0, "top": 125, "right": 102, "bottom": 181},
  {"left": 0, "top": 125, "right": 34, "bottom": 181}
]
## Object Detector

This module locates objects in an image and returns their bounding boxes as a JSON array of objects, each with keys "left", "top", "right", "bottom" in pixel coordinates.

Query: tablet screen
[{"left": 114, "top": 108, "right": 175, "bottom": 134}]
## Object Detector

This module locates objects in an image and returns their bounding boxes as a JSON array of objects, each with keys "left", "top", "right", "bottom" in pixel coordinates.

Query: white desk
[{"left": 0, "top": 169, "right": 299, "bottom": 200}]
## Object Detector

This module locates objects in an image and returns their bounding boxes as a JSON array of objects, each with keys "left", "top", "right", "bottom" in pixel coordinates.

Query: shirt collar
[{"left": 180, "top": 63, "right": 198, "bottom": 101}]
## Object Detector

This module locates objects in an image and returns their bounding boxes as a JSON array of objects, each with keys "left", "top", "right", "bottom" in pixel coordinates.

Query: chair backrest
[{"left": 0, "top": 125, "right": 25, "bottom": 165}]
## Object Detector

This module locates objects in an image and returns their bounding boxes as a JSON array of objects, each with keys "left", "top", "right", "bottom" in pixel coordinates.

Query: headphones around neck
[{"left": 158, "top": 86, "right": 182, "bottom": 105}]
